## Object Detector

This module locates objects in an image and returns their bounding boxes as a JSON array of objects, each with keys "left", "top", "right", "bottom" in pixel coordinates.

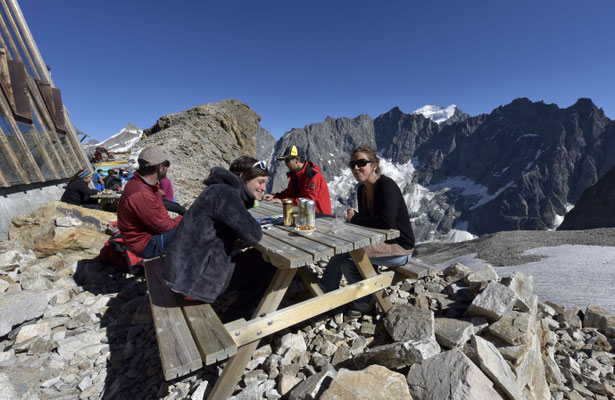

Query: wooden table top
[
  {"left": 91, "top": 192, "right": 122, "bottom": 199},
  {"left": 249, "top": 202, "right": 399, "bottom": 269}
]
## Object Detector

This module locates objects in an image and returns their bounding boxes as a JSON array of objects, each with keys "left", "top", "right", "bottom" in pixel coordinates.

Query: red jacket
[
  {"left": 274, "top": 161, "right": 332, "bottom": 215},
  {"left": 117, "top": 172, "right": 182, "bottom": 254}
]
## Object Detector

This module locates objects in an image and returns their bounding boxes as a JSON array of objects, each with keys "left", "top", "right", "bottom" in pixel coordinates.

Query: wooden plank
[
  {"left": 230, "top": 272, "right": 394, "bottom": 346},
  {"left": 317, "top": 217, "right": 387, "bottom": 245},
  {"left": 252, "top": 234, "right": 313, "bottom": 268},
  {"left": 349, "top": 248, "right": 393, "bottom": 313},
  {"left": 258, "top": 202, "right": 284, "bottom": 213},
  {"left": 276, "top": 225, "right": 354, "bottom": 254},
  {"left": 180, "top": 300, "right": 238, "bottom": 365},
  {"left": 312, "top": 219, "right": 372, "bottom": 250},
  {"left": 144, "top": 258, "right": 202, "bottom": 380},
  {"left": 297, "top": 267, "right": 325, "bottom": 297},
  {"left": 208, "top": 268, "right": 297, "bottom": 400},
  {"left": 394, "top": 258, "right": 438, "bottom": 279},
  {"left": 263, "top": 227, "right": 334, "bottom": 262}
]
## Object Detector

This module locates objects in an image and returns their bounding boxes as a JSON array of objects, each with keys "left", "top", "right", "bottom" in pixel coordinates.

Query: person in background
[
  {"left": 159, "top": 176, "right": 187, "bottom": 215},
  {"left": 117, "top": 147, "right": 182, "bottom": 258},
  {"left": 263, "top": 144, "right": 332, "bottom": 215},
  {"left": 320, "top": 144, "right": 415, "bottom": 317},
  {"left": 163, "top": 156, "right": 275, "bottom": 322},
  {"left": 61, "top": 169, "right": 102, "bottom": 210},
  {"left": 93, "top": 169, "right": 105, "bottom": 191},
  {"left": 103, "top": 169, "right": 122, "bottom": 191}
]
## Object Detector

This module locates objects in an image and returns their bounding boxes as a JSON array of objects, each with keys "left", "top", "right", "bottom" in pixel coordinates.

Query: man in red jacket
[
  {"left": 117, "top": 147, "right": 182, "bottom": 258},
  {"left": 264, "top": 145, "right": 332, "bottom": 215}
]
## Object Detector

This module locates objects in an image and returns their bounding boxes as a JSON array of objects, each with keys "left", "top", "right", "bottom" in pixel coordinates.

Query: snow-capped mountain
[
  {"left": 82, "top": 123, "right": 143, "bottom": 155},
  {"left": 268, "top": 98, "right": 614, "bottom": 243},
  {"left": 412, "top": 105, "right": 457, "bottom": 124}
]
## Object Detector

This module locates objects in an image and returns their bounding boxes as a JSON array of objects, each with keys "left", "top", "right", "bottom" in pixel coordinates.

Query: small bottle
[{"left": 121, "top": 178, "right": 127, "bottom": 192}]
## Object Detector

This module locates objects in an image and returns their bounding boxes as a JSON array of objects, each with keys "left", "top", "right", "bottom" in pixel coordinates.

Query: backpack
[{"left": 98, "top": 232, "right": 144, "bottom": 272}]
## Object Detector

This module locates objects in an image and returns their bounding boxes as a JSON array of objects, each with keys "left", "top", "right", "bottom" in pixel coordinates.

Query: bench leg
[
  {"left": 349, "top": 248, "right": 393, "bottom": 313},
  {"left": 207, "top": 268, "right": 297, "bottom": 400}
]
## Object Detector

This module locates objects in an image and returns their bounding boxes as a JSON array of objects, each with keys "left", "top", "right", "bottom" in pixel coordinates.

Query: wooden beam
[
  {"left": 349, "top": 248, "right": 393, "bottom": 313},
  {"left": 230, "top": 271, "right": 394, "bottom": 347},
  {"left": 207, "top": 268, "right": 296, "bottom": 400}
]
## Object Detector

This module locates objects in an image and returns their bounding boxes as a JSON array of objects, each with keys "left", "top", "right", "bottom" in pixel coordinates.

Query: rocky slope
[
  {"left": 2, "top": 203, "right": 615, "bottom": 399},
  {"left": 138, "top": 99, "right": 263, "bottom": 205},
  {"left": 558, "top": 155, "right": 615, "bottom": 230}
]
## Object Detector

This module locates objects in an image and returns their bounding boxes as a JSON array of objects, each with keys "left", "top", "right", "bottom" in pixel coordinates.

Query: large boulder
[
  {"left": 407, "top": 350, "right": 504, "bottom": 399},
  {"left": 8, "top": 201, "right": 114, "bottom": 258},
  {"left": 320, "top": 365, "right": 412, "bottom": 400}
]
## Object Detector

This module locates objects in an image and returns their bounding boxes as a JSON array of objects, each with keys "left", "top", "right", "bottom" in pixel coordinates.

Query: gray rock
[
  {"left": 276, "top": 333, "right": 307, "bottom": 365},
  {"left": 556, "top": 307, "right": 583, "bottom": 329},
  {"left": 0, "top": 372, "right": 17, "bottom": 399},
  {"left": 472, "top": 335, "right": 525, "bottom": 399},
  {"left": 500, "top": 272, "right": 534, "bottom": 307},
  {"left": 584, "top": 305, "right": 615, "bottom": 337},
  {"left": 320, "top": 365, "right": 412, "bottom": 400},
  {"left": 488, "top": 311, "right": 533, "bottom": 346},
  {"left": 464, "top": 265, "right": 499, "bottom": 285},
  {"left": 354, "top": 337, "right": 440, "bottom": 370},
  {"left": 434, "top": 318, "right": 475, "bottom": 348},
  {"left": 384, "top": 304, "right": 435, "bottom": 341},
  {"left": 288, "top": 367, "right": 336, "bottom": 400},
  {"left": 0, "top": 290, "right": 49, "bottom": 336},
  {"left": 407, "top": 350, "right": 504, "bottom": 399},
  {"left": 442, "top": 262, "right": 473, "bottom": 282},
  {"left": 467, "top": 282, "right": 518, "bottom": 321},
  {"left": 57, "top": 330, "right": 106, "bottom": 360}
]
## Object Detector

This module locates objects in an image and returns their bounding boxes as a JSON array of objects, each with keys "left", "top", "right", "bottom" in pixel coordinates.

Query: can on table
[
  {"left": 305, "top": 200, "right": 316, "bottom": 228},
  {"left": 283, "top": 199, "right": 294, "bottom": 226}
]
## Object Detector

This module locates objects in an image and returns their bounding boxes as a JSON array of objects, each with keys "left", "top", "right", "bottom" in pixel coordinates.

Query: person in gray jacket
[{"left": 163, "top": 156, "right": 274, "bottom": 321}]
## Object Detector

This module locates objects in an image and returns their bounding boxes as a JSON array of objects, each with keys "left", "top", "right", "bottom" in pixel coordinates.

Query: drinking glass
[{"left": 333, "top": 204, "right": 346, "bottom": 233}]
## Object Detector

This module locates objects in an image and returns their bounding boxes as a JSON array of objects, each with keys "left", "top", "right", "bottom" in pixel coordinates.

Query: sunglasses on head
[
  {"left": 252, "top": 160, "right": 267, "bottom": 170},
  {"left": 348, "top": 159, "right": 371, "bottom": 169}
]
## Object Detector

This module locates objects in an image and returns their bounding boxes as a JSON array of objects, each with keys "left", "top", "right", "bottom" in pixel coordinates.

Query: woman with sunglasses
[
  {"left": 321, "top": 145, "right": 415, "bottom": 316},
  {"left": 163, "top": 156, "right": 275, "bottom": 321}
]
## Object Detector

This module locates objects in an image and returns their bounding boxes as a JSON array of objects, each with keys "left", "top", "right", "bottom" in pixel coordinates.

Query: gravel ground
[{"left": 415, "top": 228, "right": 615, "bottom": 311}]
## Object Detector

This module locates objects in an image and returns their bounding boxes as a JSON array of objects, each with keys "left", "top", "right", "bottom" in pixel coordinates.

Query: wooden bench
[
  {"left": 392, "top": 257, "right": 439, "bottom": 279},
  {"left": 143, "top": 257, "right": 238, "bottom": 381}
]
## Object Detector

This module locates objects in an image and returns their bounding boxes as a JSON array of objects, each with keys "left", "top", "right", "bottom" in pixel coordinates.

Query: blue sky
[{"left": 20, "top": 0, "right": 615, "bottom": 142}]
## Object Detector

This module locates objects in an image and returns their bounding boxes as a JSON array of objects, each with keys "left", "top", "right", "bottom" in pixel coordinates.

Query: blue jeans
[
  {"left": 320, "top": 252, "right": 410, "bottom": 307},
  {"left": 139, "top": 228, "right": 177, "bottom": 258}
]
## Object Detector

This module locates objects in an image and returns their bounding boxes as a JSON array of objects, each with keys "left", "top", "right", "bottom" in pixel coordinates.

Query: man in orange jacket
[{"left": 264, "top": 145, "right": 332, "bottom": 215}]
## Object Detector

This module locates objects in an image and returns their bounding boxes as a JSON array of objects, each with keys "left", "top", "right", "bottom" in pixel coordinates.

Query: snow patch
[
  {"left": 412, "top": 104, "right": 457, "bottom": 125},
  {"left": 516, "top": 133, "right": 539, "bottom": 142}
]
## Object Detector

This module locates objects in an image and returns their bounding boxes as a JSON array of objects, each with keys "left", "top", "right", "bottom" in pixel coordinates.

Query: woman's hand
[
  {"left": 263, "top": 194, "right": 274, "bottom": 201},
  {"left": 346, "top": 208, "right": 355, "bottom": 222}
]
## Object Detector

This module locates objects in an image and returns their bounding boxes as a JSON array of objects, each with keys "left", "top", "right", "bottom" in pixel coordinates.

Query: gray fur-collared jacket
[{"left": 163, "top": 167, "right": 263, "bottom": 302}]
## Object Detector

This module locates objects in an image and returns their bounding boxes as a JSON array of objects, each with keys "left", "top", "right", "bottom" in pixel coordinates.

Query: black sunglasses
[{"left": 348, "top": 159, "right": 371, "bottom": 169}]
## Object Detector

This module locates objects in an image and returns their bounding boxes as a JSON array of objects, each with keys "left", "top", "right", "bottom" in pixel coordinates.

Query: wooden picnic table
[
  {"left": 207, "top": 201, "right": 401, "bottom": 399},
  {"left": 91, "top": 192, "right": 121, "bottom": 209}
]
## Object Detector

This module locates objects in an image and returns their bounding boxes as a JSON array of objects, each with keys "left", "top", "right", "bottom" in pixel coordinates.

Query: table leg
[
  {"left": 298, "top": 267, "right": 325, "bottom": 297},
  {"left": 349, "top": 248, "right": 393, "bottom": 313},
  {"left": 207, "top": 268, "right": 297, "bottom": 400}
]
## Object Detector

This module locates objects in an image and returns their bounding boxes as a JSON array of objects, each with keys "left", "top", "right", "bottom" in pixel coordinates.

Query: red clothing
[
  {"left": 117, "top": 172, "right": 182, "bottom": 254},
  {"left": 159, "top": 177, "right": 174, "bottom": 202},
  {"left": 274, "top": 161, "right": 332, "bottom": 215}
]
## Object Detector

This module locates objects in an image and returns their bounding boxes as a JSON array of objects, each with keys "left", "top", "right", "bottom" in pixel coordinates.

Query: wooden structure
[
  {"left": 144, "top": 202, "right": 438, "bottom": 399},
  {"left": 0, "top": 0, "right": 90, "bottom": 189}
]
